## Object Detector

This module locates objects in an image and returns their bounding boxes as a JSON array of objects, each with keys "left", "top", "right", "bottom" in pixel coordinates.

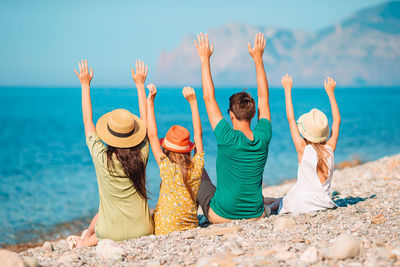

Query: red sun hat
[{"left": 160, "top": 125, "right": 195, "bottom": 153}]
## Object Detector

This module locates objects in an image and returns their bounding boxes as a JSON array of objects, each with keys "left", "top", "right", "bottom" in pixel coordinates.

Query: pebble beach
[{"left": 1, "top": 153, "right": 399, "bottom": 266}]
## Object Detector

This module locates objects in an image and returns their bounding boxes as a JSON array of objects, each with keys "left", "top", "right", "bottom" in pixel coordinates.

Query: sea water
[{"left": 0, "top": 87, "right": 399, "bottom": 244}]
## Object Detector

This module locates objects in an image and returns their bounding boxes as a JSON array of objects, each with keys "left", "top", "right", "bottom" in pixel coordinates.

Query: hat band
[
  {"left": 163, "top": 138, "right": 189, "bottom": 151},
  {"left": 107, "top": 124, "right": 135, "bottom": 138}
]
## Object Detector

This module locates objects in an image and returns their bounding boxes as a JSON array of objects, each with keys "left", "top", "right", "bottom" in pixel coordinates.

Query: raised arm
[
  {"left": 324, "top": 76, "right": 340, "bottom": 151},
  {"left": 146, "top": 83, "right": 165, "bottom": 165},
  {"left": 74, "top": 59, "right": 96, "bottom": 137},
  {"left": 131, "top": 59, "right": 149, "bottom": 126},
  {"left": 281, "top": 74, "right": 306, "bottom": 161},
  {"left": 194, "top": 33, "right": 223, "bottom": 130},
  {"left": 183, "top": 86, "right": 203, "bottom": 154},
  {"left": 248, "top": 32, "right": 271, "bottom": 121}
]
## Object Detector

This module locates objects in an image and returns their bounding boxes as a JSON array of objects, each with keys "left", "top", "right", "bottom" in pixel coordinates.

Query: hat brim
[
  {"left": 96, "top": 112, "right": 146, "bottom": 148},
  {"left": 159, "top": 138, "right": 195, "bottom": 154},
  {"left": 297, "top": 114, "right": 329, "bottom": 143}
]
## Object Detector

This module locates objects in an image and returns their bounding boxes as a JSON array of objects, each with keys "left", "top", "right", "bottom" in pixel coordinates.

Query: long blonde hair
[
  {"left": 163, "top": 149, "right": 196, "bottom": 203},
  {"left": 305, "top": 139, "right": 330, "bottom": 183}
]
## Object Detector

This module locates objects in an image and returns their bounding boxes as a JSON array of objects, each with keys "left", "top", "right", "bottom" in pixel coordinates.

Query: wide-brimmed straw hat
[
  {"left": 160, "top": 125, "right": 195, "bottom": 154},
  {"left": 297, "top": 108, "right": 330, "bottom": 143},
  {"left": 96, "top": 109, "right": 146, "bottom": 148}
]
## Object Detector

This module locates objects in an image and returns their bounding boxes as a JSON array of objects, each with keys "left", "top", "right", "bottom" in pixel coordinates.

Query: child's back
[{"left": 154, "top": 152, "right": 204, "bottom": 235}]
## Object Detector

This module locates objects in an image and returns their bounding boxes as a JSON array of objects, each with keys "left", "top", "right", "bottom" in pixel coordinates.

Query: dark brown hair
[
  {"left": 106, "top": 145, "right": 148, "bottom": 201},
  {"left": 163, "top": 149, "right": 196, "bottom": 203},
  {"left": 228, "top": 90, "right": 256, "bottom": 121},
  {"left": 305, "top": 139, "right": 330, "bottom": 183}
]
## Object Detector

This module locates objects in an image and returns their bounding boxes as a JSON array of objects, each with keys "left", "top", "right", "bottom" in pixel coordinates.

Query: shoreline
[
  {"left": 0, "top": 157, "right": 366, "bottom": 253},
  {"left": 2, "top": 154, "right": 400, "bottom": 265},
  {"left": 0, "top": 157, "right": 370, "bottom": 254}
]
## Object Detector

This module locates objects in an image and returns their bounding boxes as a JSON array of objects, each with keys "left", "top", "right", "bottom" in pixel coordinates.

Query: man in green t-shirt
[{"left": 194, "top": 32, "right": 272, "bottom": 223}]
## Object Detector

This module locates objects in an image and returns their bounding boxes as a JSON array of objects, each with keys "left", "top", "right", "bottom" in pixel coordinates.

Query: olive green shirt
[{"left": 86, "top": 132, "right": 153, "bottom": 241}]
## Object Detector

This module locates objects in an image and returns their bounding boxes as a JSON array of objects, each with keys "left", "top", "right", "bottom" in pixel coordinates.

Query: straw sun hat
[
  {"left": 96, "top": 109, "right": 146, "bottom": 148},
  {"left": 297, "top": 108, "right": 330, "bottom": 143},
  {"left": 160, "top": 125, "right": 195, "bottom": 154}
]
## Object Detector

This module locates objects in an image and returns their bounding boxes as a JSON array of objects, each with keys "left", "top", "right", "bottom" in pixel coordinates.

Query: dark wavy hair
[
  {"left": 106, "top": 145, "right": 148, "bottom": 201},
  {"left": 228, "top": 90, "right": 256, "bottom": 121}
]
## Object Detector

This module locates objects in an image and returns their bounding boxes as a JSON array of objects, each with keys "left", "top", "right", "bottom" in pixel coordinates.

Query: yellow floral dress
[{"left": 154, "top": 152, "right": 205, "bottom": 235}]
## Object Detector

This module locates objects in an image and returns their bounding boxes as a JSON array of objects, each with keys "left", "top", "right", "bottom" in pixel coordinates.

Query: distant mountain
[{"left": 155, "top": 1, "right": 400, "bottom": 87}]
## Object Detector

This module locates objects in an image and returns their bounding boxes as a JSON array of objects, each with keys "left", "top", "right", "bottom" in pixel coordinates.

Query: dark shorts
[{"left": 197, "top": 169, "right": 216, "bottom": 219}]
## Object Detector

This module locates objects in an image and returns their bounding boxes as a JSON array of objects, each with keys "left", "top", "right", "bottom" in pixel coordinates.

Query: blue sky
[{"left": 0, "top": 0, "right": 388, "bottom": 87}]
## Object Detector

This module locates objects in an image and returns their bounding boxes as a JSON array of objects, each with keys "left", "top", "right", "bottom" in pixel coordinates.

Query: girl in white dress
[{"left": 267, "top": 75, "right": 341, "bottom": 214}]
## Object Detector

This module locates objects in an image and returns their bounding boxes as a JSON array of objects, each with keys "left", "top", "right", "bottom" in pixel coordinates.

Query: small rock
[
  {"left": 96, "top": 239, "right": 125, "bottom": 262},
  {"left": 275, "top": 251, "right": 297, "bottom": 261},
  {"left": 0, "top": 249, "right": 25, "bottom": 267},
  {"left": 42, "top": 241, "right": 53, "bottom": 252},
  {"left": 327, "top": 234, "right": 361, "bottom": 260},
  {"left": 308, "top": 212, "right": 317, "bottom": 217},
  {"left": 351, "top": 221, "right": 364, "bottom": 232},
  {"left": 274, "top": 217, "right": 296, "bottom": 231},
  {"left": 57, "top": 253, "right": 79, "bottom": 265},
  {"left": 375, "top": 238, "right": 386, "bottom": 247},
  {"left": 371, "top": 214, "right": 386, "bottom": 224},
  {"left": 305, "top": 239, "right": 311, "bottom": 245},
  {"left": 300, "top": 246, "right": 320, "bottom": 264},
  {"left": 199, "top": 226, "right": 242, "bottom": 237},
  {"left": 196, "top": 255, "right": 232, "bottom": 267},
  {"left": 22, "top": 257, "right": 39, "bottom": 267}
]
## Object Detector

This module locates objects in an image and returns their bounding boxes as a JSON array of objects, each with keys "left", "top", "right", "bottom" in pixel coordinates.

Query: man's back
[{"left": 210, "top": 118, "right": 272, "bottom": 219}]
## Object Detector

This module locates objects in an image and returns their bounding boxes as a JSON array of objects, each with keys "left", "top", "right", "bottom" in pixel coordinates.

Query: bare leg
[
  {"left": 86, "top": 213, "right": 98, "bottom": 237},
  {"left": 268, "top": 198, "right": 282, "bottom": 214},
  {"left": 77, "top": 233, "right": 98, "bottom": 247},
  {"left": 76, "top": 213, "right": 99, "bottom": 248},
  {"left": 263, "top": 197, "right": 281, "bottom": 205}
]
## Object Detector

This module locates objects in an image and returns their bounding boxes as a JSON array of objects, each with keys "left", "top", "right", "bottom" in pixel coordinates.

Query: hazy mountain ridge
[{"left": 155, "top": 1, "right": 400, "bottom": 87}]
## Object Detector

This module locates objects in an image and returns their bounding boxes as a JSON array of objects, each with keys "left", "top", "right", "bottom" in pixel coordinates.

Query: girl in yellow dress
[{"left": 146, "top": 84, "right": 204, "bottom": 235}]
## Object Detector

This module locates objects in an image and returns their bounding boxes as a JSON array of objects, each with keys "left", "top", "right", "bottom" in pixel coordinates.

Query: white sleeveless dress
[{"left": 278, "top": 144, "right": 337, "bottom": 214}]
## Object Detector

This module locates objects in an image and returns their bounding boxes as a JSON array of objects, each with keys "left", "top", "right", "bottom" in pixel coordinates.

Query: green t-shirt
[
  {"left": 86, "top": 132, "right": 154, "bottom": 241},
  {"left": 209, "top": 118, "right": 272, "bottom": 219}
]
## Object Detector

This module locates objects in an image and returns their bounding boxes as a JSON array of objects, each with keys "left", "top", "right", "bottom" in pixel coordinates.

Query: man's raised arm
[
  {"left": 194, "top": 33, "right": 223, "bottom": 130},
  {"left": 248, "top": 32, "right": 271, "bottom": 121}
]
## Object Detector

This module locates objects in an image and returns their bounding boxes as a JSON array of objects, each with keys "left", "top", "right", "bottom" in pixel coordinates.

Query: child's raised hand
[
  {"left": 182, "top": 86, "right": 196, "bottom": 103},
  {"left": 146, "top": 83, "right": 157, "bottom": 102},
  {"left": 74, "top": 59, "right": 93, "bottom": 86},
  {"left": 281, "top": 74, "right": 293, "bottom": 93},
  {"left": 131, "top": 59, "right": 148, "bottom": 85},
  {"left": 194, "top": 33, "right": 213, "bottom": 61},
  {"left": 248, "top": 32, "right": 266, "bottom": 59},
  {"left": 324, "top": 76, "right": 336, "bottom": 94}
]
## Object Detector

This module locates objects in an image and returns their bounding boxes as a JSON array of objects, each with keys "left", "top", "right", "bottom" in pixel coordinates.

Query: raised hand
[
  {"left": 281, "top": 74, "right": 293, "bottom": 94},
  {"left": 324, "top": 76, "right": 336, "bottom": 94},
  {"left": 146, "top": 83, "right": 157, "bottom": 102},
  {"left": 74, "top": 59, "right": 93, "bottom": 86},
  {"left": 194, "top": 33, "right": 214, "bottom": 62},
  {"left": 131, "top": 59, "right": 148, "bottom": 85},
  {"left": 182, "top": 86, "right": 197, "bottom": 103},
  {"left": 248, "top": 32, "right": 266, "bottom": 59}
]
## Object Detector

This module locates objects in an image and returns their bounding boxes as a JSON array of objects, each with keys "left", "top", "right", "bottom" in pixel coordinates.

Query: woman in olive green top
[{"left": 68, "top": 59, "right": 153, "bottom": 248}]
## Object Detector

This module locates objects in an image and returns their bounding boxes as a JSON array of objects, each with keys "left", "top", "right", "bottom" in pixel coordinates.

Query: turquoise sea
[{"left": 0, "top": 87, "right": 399, "bottom": 245}]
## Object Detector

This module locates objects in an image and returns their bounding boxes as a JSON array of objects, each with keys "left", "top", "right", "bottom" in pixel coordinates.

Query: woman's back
[
  {"left": 87, "top": 133, "right": 153, "bottom": 241},
  {"left": 279, "top": 144, "right": 337, "bottom": 214}
]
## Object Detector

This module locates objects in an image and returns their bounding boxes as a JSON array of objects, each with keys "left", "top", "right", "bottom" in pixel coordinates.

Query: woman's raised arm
[
  {"left": 74, "top": 59, "right": 96, "bottom": 137},
  {"left": 281, "top": 74, "right": 306, "bottom": 161},
  {"left": 131, "top": 59, "right": 149, "bottom": 127},
  {"left": 325, "top": 76, "right": 341, "bottom": 151},
  {"left": 183, "top": 86, "right": 203, "bottom": 154}
]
